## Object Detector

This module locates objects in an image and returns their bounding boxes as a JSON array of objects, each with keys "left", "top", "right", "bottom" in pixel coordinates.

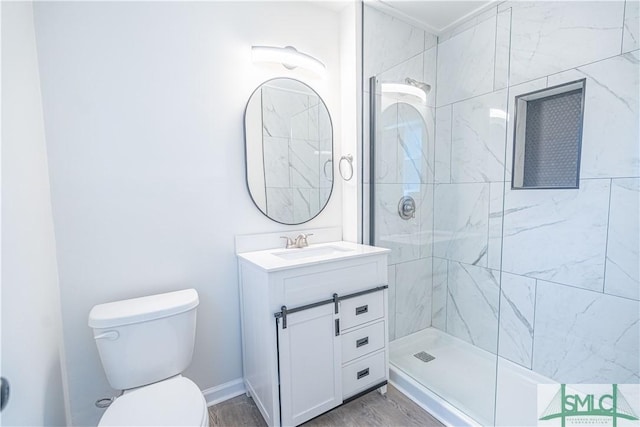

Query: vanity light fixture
[
  {"left": 251, "top": 45, "right": 326, "bottom": 77},
  {"left": 380, "top": 83, "right": 427, "bottom": 104}
]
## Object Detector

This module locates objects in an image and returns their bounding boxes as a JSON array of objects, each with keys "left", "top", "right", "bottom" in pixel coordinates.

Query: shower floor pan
[{"left": 389, "top": 328, "right": 556, "bottom": 426}]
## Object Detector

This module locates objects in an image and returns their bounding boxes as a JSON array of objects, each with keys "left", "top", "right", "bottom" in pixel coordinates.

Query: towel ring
[{"left": 339, "top": 154, "right": 354, "bottom": 181}]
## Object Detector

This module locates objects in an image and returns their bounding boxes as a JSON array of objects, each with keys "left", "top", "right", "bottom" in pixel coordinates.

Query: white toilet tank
[{"left": 88, "top": 289, "right": 199, "bottom": 390}]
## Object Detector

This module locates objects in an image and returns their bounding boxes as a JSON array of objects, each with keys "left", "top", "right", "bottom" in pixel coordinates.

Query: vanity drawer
[
  {"left": 341, "top": 321, "right": 385, "bottom": 363},
  {"left": 342, "top": 350, "right": 386, "bottom": 399},
  {"left": 340, "top": 291, "right": 384, "bottom": 330}
]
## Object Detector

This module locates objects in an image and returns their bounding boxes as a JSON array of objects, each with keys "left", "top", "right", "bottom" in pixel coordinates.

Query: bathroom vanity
[{"left": 237, "top": 241, "right": 390, "bottom": 426}]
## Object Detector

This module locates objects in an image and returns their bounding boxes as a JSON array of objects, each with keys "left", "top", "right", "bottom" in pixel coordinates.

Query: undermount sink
[{"left": 273, "top": 244, "right": 354, "bottom": 260}]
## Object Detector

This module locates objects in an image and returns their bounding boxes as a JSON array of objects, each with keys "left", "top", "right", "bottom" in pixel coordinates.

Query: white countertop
[{"left": 237, "top": 241, "right": 390, "bottom": 272}]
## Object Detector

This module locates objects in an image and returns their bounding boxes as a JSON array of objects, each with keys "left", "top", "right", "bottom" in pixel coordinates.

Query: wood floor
[{"left": 208, "top": 385, "right": 444, "bottom": 427}]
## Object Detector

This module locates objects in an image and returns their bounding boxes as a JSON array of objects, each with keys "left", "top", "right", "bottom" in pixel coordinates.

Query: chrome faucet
[
  {"left": 294, "top": 233, "right": 313, "bottom": 248},
  {"left": 280, "top": 236, "right": 296, "bottom": 249},
  {"left": 280, "top": 233, "right": 313, "bottom": 249}
]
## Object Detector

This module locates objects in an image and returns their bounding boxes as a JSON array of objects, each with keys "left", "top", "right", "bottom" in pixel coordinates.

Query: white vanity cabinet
[{"left": 237, "top": 242, "right": 390, "bottom": 427}]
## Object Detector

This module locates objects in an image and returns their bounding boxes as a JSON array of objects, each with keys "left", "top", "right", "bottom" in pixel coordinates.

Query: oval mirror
[{"left": 244, "top": 78, "right": 333, "bottom": 224}]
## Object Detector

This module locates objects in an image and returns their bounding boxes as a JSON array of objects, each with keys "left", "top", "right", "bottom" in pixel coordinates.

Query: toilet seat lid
[{"left": 99, "top": 376, "right": 208, "bottom": 426}]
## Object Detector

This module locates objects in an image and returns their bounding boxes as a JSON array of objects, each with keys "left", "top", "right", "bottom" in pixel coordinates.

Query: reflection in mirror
[{"left": 244, "top": 78, "right": 333, "bottom": 224}]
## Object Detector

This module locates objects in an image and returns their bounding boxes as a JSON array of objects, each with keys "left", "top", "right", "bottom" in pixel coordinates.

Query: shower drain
[{"left": 414, "top": 351, "right": 435, "bottom": 363}]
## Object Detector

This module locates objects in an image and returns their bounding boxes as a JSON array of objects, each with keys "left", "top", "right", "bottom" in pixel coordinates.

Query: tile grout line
[
  {"left": 438, "top": 5, "right": 500, "bottom": 46},
  {"left": 486, "top": 183, "right": 492, "bottom": 268},
  {"left": 375, "top": 50, "right": 425, "bottom": 81},
  {"left": 492, "top": 6, "right": 499, "bottom": 92},
  {"left": 430, "top": 254, "right": 640, "bottom": 303},
  {"left": 433, "top": 40, "right": 439, "bottom": 112},
  {"left": 602, "top": 178, "right": 614, "bottom": 294},
  {"left": 530, "top": 279, "right": 538, "bottom": 371},
  {"left": 388, "top": 256, "right": 433, "bottom": 268},
  {"left": 445, "top": 260, "right": 449, "bottom": 329},
  {"left": 421, "top": 176, "right": 631, "bottom": 186},
  {"left": 621, "top": 0, "right": 628, "bottom": 55},
  {"left": 431, "top": 34, "right": 439, "bottom": 328},
  {"left": 392, "top": 264, "right": 397, "bottom": 340},
  {"left": 449, "top": 104, "right": 453, "bottom": 184},
  {"left": 444, "top": 259, "right": 449, "bottom": 334}
]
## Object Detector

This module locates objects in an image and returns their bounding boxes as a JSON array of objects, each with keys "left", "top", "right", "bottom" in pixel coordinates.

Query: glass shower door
[{"left": 370, "top": 75, "right": 501, "bottom": 426}]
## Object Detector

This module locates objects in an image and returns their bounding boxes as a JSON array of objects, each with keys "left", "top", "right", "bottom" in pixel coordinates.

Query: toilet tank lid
[{"left": 89, "top": 289, "right": 199, "bottom": 329}]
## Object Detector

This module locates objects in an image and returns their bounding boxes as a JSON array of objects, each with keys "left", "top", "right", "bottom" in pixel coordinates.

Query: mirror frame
[{"left": 243, "top": 77, "right": 334, "bottom": 225}]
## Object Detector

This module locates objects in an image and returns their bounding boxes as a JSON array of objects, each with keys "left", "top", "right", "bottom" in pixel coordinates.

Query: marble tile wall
[
  {"left": 534, "top": 280, "right": 639, "bottom": 384},
  {"left": 547, "top": 51, "right": 640, "bottom": 179},
  {"left": 501, "top": 180, "right": 611, "bottom": 291},
  {"left": 497, "top": 273, "right": 535, "bottom": 369},
  {"left": 374, "top": 183, "right": 421, "bottom": 265},
  {"left": 436, "top": 15, "right": 496, "bottom": 106},
  {"left": 429, "top": 1, "right": 640, "bottom": 383},
  {"left": 623, "top": 0, "right": 640, "bottom": 53},
  {"left": 431, "top": 257, "right": 447, "bottom": 330},
  {"left": 395, "top": 258, "right": 433, "bottom": 338},
  {"left": 507, "top": 2, "right": 625, "bottom": 87},
  {"left": 450, "top": 90, "right": 507, "bottom": 183},
  {"left": 363, "top": 6, "right": 427, "bottom": 81},
  {"left": 446, "top": 262, "right": 500, "bottom": 353},
  {"left": 433, "top": 182, "right": 489, "bottom": 267},
  {"left": 387, "top": 265, "right": 397, "bottom": 341},
  {"left": 493, "top": 9, "right": 511, "bottom": 91},
  {"left": 434, "top": 105, "right": 451, "bottom": 183},
  {"left": 487, "top": 182, "right": 504, "bottom": 271},
  {"left": 605, "top": 178, "right": 640, "bottom": 300}
]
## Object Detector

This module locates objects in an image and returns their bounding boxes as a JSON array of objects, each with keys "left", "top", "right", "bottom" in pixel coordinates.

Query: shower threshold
[{"left": 389, "top": 328, "right": 556, "bottom": 427}]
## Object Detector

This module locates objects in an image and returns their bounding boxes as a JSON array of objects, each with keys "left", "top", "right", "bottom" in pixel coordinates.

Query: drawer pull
[
  {"left": 357, "top": 368, "right": 370, "bottom": 380},
  {"left": 356, "top": 337, "right": 369, "bottom": 348},
  {"left": 355, "top": 305, "right": 368, "bottom": 315}
]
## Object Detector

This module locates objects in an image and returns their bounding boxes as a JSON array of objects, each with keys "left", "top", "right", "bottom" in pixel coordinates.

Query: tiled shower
[{"left": 364, "top": 1, "right": 639, "bottom": 425}]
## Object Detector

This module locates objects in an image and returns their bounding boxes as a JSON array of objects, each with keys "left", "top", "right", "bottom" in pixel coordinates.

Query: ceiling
[{"left": 372, "top": 0, "right": 497, "bottom": 34}]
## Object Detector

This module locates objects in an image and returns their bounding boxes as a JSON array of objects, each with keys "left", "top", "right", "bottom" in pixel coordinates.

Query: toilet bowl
[{"left": 89, "top": 289, "right": 209, "bottom": 427}]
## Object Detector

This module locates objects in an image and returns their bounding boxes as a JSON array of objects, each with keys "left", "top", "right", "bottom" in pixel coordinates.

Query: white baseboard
[{"left": 202, "top": 378, "right": 246, "bottom": 407}]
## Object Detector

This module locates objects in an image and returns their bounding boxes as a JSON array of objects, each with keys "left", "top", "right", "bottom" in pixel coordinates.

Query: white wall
[
  {"left": 1, "top": 2, "right": 68, "bottom": 425},
  {"left": 340, "top": 2, "right": 360, "bottom": 243},
  {"left": 32, "top": 2, "right": 348, "bottom": 425}
]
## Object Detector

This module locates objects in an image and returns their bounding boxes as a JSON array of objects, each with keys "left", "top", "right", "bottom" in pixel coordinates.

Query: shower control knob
[{"left": 398, "top": 196, "right": 416, "bottom": 220}]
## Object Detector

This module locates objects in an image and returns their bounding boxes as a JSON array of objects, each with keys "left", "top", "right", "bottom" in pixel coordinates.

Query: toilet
[{"left": 88, "top": 289, "right": 209, "bottom": 426}]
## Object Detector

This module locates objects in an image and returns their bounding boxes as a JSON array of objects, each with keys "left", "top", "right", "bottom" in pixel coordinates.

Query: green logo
[{"left": 539, "top": 384, "right": 639, "bottom": 427}]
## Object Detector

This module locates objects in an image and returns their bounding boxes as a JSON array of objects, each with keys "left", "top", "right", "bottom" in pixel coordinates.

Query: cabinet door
[{"left": 278, "top": 304, "right": 342, "bottom": 426}]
